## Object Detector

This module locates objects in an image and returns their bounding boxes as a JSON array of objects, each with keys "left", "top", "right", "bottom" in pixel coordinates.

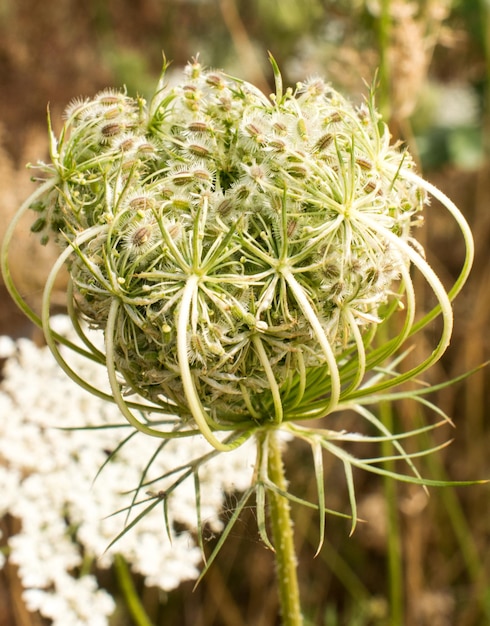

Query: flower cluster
[
  {"left": 26, "top": 57, "right": 430, "bottom": 447},
  {"left": 0, "top": 317, "right": 254, "bottom": 625}
]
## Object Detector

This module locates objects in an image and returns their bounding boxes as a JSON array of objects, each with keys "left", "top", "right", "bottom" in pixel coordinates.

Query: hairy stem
[{"left": 267, "top": 430, "right": 303, "bottom": 626}]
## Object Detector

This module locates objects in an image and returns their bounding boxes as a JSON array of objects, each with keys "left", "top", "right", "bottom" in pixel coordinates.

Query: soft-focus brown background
[{"left": 1, "top": 1, "right": 489, "bottom": 625}]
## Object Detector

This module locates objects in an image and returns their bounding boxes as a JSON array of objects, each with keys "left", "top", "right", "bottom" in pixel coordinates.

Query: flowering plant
[
  {"left": 1, "top": 55, "right": 478, "bottom": 624},
  {"left": 1, "top": 318, "right": 255, "bottom": 625}
]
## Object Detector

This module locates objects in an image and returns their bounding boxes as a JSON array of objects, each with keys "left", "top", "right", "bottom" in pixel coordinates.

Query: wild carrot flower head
[
  {"left": 13, "top": 55, "right": 466, "bottom": 450},
  {"left": 1, "top": 56, "right": 474, "bottom": 542}
]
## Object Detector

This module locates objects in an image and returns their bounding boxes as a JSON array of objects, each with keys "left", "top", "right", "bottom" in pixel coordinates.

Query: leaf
[
  {"left": 268, "top": 51, "right": 283, "bottom": 102},
  {"left": 193, "top": 487, "right": 256, "bottom": 589},
  {"left": 311, "top": 441, "right": 326, "bottom": 556},
  {"left": 256, "top": 482, "right": 275, "bottom": 551}
]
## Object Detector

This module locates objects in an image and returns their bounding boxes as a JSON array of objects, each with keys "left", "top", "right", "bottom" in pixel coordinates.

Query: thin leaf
[
  {"left": 343, "top": 460, "right": 358, "bottom": 536},
  {"left": 194, "top": 471, "right": 206, "bottom": 563},
  {"left": 256, "top": 482, "right": 275, "bottom": 552},
  {"left": 193, "top": 487, "right": 256, "bottom": 589},
  {"left": 320, "top": 438, "right": 489, "bottom": 487},
  {"left": 268, "top": 51, "right": 283, "bottom": 102},
  {"left": 312, "top": 441, "right": 326, "bottom": 556},
  {"left": 92, "top": 429, "right": 138, "bottom": 487},
  {"left": 103, "top": 498, "right": 162, "bottom": 555}
]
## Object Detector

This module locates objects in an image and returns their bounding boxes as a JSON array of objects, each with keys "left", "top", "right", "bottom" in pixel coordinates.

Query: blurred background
[{"left": 0, "top": 0, "right": 489, "bottom": 624}]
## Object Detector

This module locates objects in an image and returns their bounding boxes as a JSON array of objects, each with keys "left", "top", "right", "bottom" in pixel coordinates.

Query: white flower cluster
[{"left": 0, "top": 316, "right": 254, "bottom": 625}]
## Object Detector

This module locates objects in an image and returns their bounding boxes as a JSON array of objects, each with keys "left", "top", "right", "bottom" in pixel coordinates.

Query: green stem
[
  {"left": 377, "top": 0, "right": 392, "bottom": 121},
  {"left": 267, "top": 431, "right": 304, "bottom": 626},
  {"left": 481, "top": 0, "right": 490, "bottom": 159},
  {"left": 380, "top": 401, "right": 404, "bottom": 625},
  {"left": 113, "top": 553, "right": 154, "bottom": 626}
]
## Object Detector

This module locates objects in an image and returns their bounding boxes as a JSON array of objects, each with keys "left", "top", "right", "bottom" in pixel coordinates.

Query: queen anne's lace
[
  {"left": 1, "top": 58, "right": 474, "bottom": 588},
  {"left": 0, "top": 317, "right": 254, "bottom": 625},
  {"left": 26, "top": 58, "right": 433, "bottom": 447}
]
